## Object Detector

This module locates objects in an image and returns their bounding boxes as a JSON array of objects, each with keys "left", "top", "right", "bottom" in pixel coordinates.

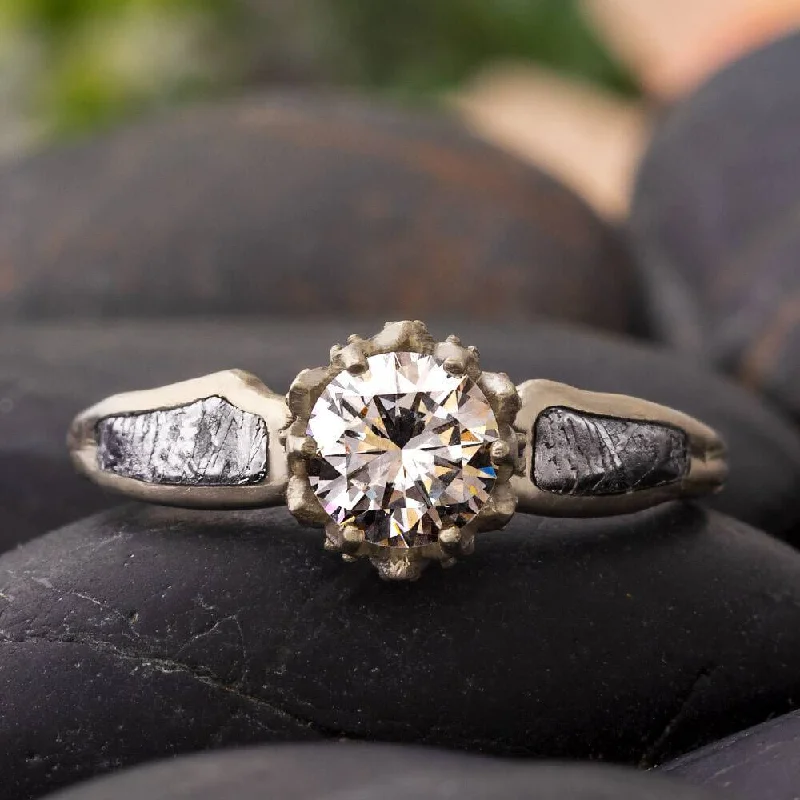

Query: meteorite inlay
[
  {"left": 533, "top": 407, "right": 688, "bottom": 496},
  {"left": 96, "top": 396, "right": 268, "bottom": 486}
]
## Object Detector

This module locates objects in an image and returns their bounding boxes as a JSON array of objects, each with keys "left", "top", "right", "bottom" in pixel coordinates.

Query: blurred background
[
  {"left": 4, "top": 0, "right": 798, "bottom": 218},
  {"left": 0, "top": 0, "right": 630, "bottom": 147}
]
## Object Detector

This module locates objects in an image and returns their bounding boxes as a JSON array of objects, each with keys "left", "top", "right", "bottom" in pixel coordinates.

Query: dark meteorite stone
[
  {"left": 1, "top": 503, "right": 798, "bottom": 799},
  {"left": 630, "top": 31, "right": 800, "bottom": 417},
  {"left": 97, "top": 397, "right": 269, "bottom": 486},
  {"left": 661, "top": 709, "right": 800, "bottom": 800},
  {"left": 3, "top": 320, "right": 800, "bottom": 552},
  {"left": 533, "top": 408, "right": 689, "bottom": 495},
  {"left": 46, "top": 743, "right": 722, "bottom": 800},
  {"left": 0, "top": 92, "right": 631, "bottom": 331}
]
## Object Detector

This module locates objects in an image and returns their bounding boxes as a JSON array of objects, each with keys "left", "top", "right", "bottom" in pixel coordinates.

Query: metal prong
[
  {"left": 342, "top": 525, "right": 365, "bottom": 555},
  {"left": 443, "top": 357, "right": 465, "bottom": 376},
  {"left": 372, "top": 320, "right": 435, "bottom": 354},
  {"left": 373, "top": 558, "right": 425, "bottom": 581},
  {"left": 479, "top": 371, "right": 521, "bottom": 424},
  {"left": 490, "top": 440, "right": 511, "bottom": 464},
  {"left": 324, "top": 520, "right": 343, "bottom": 552},
  {"left": 332, "top": 338, "right": 369, "bottom": 375},
  {"left": 435, "top": 338, "right": 480, "bottom": 380},
  {"left": 288, "top": 367, "right": 331, "bottom": 418},
  {"left": 286, "top": 475, "right": 329, "bottom": 526},
  {"left": 301, "top": 436, "right": 318, "bottom": 458},
  {"left": 438, "top": 526, "right": 462, "bottom": 555}
]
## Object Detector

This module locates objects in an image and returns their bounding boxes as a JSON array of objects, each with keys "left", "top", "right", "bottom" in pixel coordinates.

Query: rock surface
[
  {"left": 3, "top": 320, "right": 799, "bottom": 551},
  {"left": 47, "top": 743, "right": 721, "bottom": 800},
  {"left": 2, "top": 502, "right": 800, "bottom": 798},
  {"left": 661, "top": 709, "right": 800, "bottom": 800},
  {"left": 0, "top": 93, "right": 631, "bottom": 330},
  {"left": 630, "top": 31, "right": 800, "bottom": 418}
]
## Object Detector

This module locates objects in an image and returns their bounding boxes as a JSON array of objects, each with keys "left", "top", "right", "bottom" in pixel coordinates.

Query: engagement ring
[{"left": 69, "top": 321, "right": 727, "bottom": 580}]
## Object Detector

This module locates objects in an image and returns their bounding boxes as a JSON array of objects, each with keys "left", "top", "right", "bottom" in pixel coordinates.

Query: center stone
[{"left": 307, "top": 351, "right": 499, "bottom": 548}]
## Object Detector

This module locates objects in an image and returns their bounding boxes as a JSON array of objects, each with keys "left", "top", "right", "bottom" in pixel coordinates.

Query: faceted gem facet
[{"left": 307, "top": 352, "right": 499, "bottom": 548}]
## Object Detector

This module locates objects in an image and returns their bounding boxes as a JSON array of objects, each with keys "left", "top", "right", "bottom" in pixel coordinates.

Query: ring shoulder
[
  {"left": 68, "top": 370, "right": 290, "bottom": 509},
  {"left": 512, "top": 379, "right": 727, "bottom": 517}
]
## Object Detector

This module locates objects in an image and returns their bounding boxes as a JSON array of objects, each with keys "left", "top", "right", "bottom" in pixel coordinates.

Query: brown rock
[
  {"left": 0, "top": 93, "right": 631, "bottom": 330},
  {"left": 630, "top": 32, "right": 800, "bottom": 418}
]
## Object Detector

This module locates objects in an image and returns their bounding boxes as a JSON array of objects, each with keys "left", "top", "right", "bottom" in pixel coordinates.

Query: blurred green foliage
[
  {"left": 334, "top": 0, "right": 634, "bottom": 96},
  {"left": 0, "top": 0, "right": 632, "bottom": 144}
]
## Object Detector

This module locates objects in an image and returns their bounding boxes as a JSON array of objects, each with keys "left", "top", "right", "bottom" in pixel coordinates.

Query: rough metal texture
[
  {"left": 533, "top": 407, "right": 688, "bottom": 495},
  {"left": 96, "top": 397, "right": 268, "bottom": 486}
]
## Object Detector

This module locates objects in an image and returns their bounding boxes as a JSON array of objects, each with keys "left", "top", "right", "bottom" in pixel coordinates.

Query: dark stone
[
  {"left": 629, "top": 31, "right": 800, "bottom": 418},
  {"left": 97, "top": 397, "right": 269, "bottom": 486},
  {"left": 3, "top": 320, "right": 799, "bottom": 552},
  {"left": 47, "top": 743, "right": 722, "bottom": 800},
  {"left": 533, "top": 407, "right": 688, "bottom": 495},
  {"left": 661, "top": 709, "right": 800, "bottom": 800},
  {"left": 2, "top": 502, "right": 800, "bottom": 798},
  {"left": 0, "top": 92, "right": 631, "bottom": 331}
]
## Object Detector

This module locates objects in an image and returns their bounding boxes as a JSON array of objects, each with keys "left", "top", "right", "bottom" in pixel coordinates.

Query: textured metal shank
[
  {"left": 97, "top": 397, "right": 268, "bottom": 486},
  {"left": 68, "top": 366, "right": 726, "bottom": 519},
  {"left": 534, "top": 408, "right": 689, "bottom": 496},
  {"left": 513, "top": 380, "right": 727, "bottom": 517},
  {"left": 69, "top": 370, "right": 289, "bottom": 508}
]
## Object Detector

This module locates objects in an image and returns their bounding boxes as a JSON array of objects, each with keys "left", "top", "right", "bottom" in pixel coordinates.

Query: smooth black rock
[
  {"left": 46, "top": 743, "right": 722, "bottom": 800},
  {"left": 2, "top": 502, "right": 800, "bottom": 799},
  {"left": 630, "top": 31, "right": 800, "bottom": 417},
  {"left": 0, "top": 92, "right": 631, "bottom": 331},
  {"left": 2, "top": 320, "right": 800, "bottom": 552},
  {"left": 661, "top": 709, "right": 800, "bottom": 800}
]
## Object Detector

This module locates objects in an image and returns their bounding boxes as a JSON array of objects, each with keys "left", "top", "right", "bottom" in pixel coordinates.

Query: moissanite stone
[{"left": 307, "top": 351, "right": 499, "bottom": 548}]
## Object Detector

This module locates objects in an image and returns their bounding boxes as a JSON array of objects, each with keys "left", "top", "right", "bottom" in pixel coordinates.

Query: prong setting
[
  {"left": 438, "top": 526, "right": 462, "bottom": 556},
  {"left": 342, "top": 525, "right": 366, "bottom": 555},
  {"left": 435, "top": 338, "right": 481, "bottom": 381},
  {"left": 332, "top": 337, "right": 370, "bottom": 375},
  {"left": 372, "top": 557, "right": 426, "bottom": 582},
  {"left": 283, "top": 320, "right": 523, "bottom": 579}
]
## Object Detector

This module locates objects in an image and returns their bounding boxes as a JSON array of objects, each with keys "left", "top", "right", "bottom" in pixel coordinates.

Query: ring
[{"left": 68, "top": 320, "right": 727, "bottom": 581}]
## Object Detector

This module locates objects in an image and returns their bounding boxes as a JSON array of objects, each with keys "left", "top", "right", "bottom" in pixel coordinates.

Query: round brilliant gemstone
[{"left": 307, "top": 351, "right": 499, "bottom": 548}]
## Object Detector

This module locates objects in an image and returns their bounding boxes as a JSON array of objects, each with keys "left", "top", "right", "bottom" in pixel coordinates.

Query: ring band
[{"left": 68, "top": 321, "right": 727, "bottom": 580}]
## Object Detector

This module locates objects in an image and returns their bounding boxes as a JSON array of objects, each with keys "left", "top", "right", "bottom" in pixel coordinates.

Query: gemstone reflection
[{"left": 307, "top": 352, "right": 499, "bottom": 548}]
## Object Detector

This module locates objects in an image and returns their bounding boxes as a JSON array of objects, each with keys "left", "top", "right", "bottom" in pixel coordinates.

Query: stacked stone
[{"left": 1, "top": 82, "right": 800, "bottom": 800}]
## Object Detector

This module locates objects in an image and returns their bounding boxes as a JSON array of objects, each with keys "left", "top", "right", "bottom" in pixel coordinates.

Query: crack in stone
[
  {"left": 65, "top": 590, "right": 143, "bottom": 637},
  {"left": 173, "top": 613, "right": 249, "bottom": 685},
  {"left": 0, "top": 630, "right": 329, "bottom": 737},
  {"left": 639, "top": 666, "right": 717, "bottom": 767}
]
